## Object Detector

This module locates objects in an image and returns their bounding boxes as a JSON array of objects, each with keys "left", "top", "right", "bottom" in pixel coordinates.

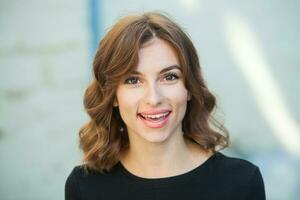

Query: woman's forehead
[{"left": 135, "top": 38, "right": 181, "bottom": 73}]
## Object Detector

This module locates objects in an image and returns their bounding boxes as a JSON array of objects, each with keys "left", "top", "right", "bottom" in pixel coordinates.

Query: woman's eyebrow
[
  {"left": 160, "top": 65, "right": 181, "bottom": 74},
  {"left": 130, "top": 64, "right": 181, "bottom": 75}
]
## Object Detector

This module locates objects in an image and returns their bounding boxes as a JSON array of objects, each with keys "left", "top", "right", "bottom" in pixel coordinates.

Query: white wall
[
  {"left": 0, "top": 0, "right": 299, "bottom": 199},
  {"left": 0, "top": 0, "right": 89, "bottom": 199}
]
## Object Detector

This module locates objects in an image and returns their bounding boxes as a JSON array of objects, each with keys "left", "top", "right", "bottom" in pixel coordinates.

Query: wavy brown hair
[{"left": 79, "top": 12, "right": 229, "bottom": 173}]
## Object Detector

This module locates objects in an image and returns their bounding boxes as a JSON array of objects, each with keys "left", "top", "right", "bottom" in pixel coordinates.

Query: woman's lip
[
  {"left": 138, "top": 109, "right": 171, "bottom": 115},
  {"left": 138, "top": 112, "right": 171, "bottom": 128}
]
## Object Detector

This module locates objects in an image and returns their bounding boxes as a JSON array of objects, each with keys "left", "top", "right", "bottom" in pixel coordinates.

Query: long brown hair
[{"left": 79, "top": 12, "right": 229, "bottom": 173}]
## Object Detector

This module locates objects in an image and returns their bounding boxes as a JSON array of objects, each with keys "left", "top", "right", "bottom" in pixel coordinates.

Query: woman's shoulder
[
  {"left": 65, "top": 164, "right": 120, "bottom": 199},
  {"left": 214, "top": 151, "right": 259, "bottom": 171},
  {"left": 65, "top": 165, "right": 93, "bottom": 191},
  {"left": 212, "top": 151, "right": 264, "bottom": 187},
  {"left": 212, "top": 152, "right": 265, "bottom": 198},
  {"left": 65, "top": 165, "right": 86, "bottom": 199},
  {"left": 68, "top": 165, "right": 93, "bottom": 177},
  {"left": 66, "top": 164, "right": 118, "bottom": 181}
]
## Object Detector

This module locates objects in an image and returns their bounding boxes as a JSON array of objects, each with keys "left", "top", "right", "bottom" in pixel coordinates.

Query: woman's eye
[
  {"left": 124, "top": 76, "right": 140, "bottom": 84},
  {"left": 164, "top": 73, "right": 179, "bottom": 81}
]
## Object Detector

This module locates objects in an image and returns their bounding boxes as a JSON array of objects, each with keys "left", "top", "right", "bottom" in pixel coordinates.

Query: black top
[{"left": 65, "top": 152, "right": 265, "bottom": 200}]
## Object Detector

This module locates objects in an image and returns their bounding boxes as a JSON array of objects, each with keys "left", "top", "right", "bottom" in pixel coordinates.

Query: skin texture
[
  {"left": 115, "top": 38, "right": 189, "bottom": 144},
  {"left": 114, "top": 38, "right": 211, "bottom": 178}
]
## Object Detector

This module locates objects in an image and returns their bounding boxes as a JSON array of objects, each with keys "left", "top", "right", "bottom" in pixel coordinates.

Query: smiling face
[{"left": 115, "top": 38, "right": 190, "bottom": 145}]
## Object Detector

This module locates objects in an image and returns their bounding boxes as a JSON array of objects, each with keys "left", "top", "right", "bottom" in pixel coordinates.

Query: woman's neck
[{"left": 119, "top": 136, "right": 212, "bottom": 178}]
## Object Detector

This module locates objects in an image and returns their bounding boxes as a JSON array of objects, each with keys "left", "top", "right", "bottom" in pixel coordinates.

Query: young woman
[{"left": 65, "top": 12, "right": 265, "bottom": 200}]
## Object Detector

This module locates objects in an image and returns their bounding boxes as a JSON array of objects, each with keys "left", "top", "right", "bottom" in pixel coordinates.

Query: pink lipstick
[{"left": 138, "top": 109, "right": 171, "bottom": 128}]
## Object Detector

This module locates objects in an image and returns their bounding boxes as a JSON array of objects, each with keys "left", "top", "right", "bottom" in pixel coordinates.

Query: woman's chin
[{"left": 142, "top": 132, "right": 170, "bottom": 144}]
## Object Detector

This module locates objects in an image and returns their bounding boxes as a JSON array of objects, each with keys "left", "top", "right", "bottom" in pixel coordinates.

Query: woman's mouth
[{"left": 137, "top": 111, "right": 171, "bottom": 128}]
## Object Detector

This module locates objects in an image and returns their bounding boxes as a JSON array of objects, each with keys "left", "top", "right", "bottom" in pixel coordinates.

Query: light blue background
[{"left": 0, "top": 0, "right": 299, "bottom": 199}]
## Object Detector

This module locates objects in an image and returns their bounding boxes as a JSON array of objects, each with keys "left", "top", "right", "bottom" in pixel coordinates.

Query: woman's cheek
[
  {"left": 118, "top": 88, "right": 143, "bottom": 110},
  {"left": 162, "top": 84, "right": 188, "bottom": 102}
]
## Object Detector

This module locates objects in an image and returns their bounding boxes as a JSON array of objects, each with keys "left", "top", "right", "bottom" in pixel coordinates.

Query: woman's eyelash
[
  {"left": 124, "top": 76, "right": 140, "bottom": 84},
  {"left": 123, "top": 72, "right": 179, "bottom": 85},
  {"left": 163, "top": 72, "right": 179, "bottom": 81}
]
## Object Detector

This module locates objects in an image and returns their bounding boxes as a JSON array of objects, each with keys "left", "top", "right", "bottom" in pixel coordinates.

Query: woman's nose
[{"left": 144, "top": 82, "right": 163, "bottom": 106}]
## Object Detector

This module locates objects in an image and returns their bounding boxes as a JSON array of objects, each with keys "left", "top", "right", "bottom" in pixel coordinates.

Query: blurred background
[{"left": 0, "top": 0, "right": 299, "bottom": 199}]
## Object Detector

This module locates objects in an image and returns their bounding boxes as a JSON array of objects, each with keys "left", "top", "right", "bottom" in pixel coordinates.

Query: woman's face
[{"left": 115, "top": 38, "right": 190, "bottom": 144}]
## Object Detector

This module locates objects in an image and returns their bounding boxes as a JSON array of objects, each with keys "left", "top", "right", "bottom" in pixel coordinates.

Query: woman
[{"left": 65, "top": 12, "right": 265, "bottom": 200}]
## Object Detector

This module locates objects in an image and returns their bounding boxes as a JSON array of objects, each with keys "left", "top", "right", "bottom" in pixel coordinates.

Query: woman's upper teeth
[{"left": 141, "top": 112, "right": 169, "bottom": 119}]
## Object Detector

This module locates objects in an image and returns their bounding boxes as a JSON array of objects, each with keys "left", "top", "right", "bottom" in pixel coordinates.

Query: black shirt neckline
[{"left": 117, "top": 152, "right": 221, "bottom": 185}]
